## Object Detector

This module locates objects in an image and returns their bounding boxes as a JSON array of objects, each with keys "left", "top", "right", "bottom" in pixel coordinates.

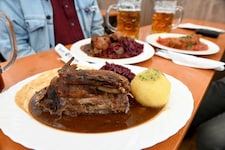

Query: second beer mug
[
  {"left": 151, "top": 0, "right": 183, "bottom": 33},
  {"left": 106, "top": 0, "right": 142, "bottom": 38}
]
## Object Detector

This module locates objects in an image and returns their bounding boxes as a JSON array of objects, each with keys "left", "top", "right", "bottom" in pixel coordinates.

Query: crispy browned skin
[
  {"left": 58, "top": 63, "right": 130, "bottom": 94},
  {"left": 91, "top": 35, "right": 111, "bottom": 50},
  {"left": 89, "top": 31, "right": 124, "bottom": 56},
  {"left": 32, "top": 58, "right": 131, "bottom": 117}
]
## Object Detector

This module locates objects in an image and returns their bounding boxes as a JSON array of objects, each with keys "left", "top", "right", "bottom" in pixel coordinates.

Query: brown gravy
[
  {"left": 80, "top": 44, "right": 92, "bottom": 54},
  {"left": 29, "top": 100, "right": 163, "bottom": 133}
]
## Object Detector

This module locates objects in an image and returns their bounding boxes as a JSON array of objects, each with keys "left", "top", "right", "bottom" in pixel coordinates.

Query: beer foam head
[
  {"left": 154, "top": 1, "right": 177, "bottom": 13},
  {"left": 119, "top": 1, "right": 142, "bottom": 11}
]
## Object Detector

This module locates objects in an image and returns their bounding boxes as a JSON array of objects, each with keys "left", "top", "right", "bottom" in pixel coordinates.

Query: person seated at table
[
  {"left": 0, "top": 0, "right": 104, "bottom": 59},
  {"left": 187, "top": 76, "right": 225, "bottom": 149}
]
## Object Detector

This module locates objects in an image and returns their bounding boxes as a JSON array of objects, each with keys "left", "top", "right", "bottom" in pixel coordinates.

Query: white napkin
[
  {"left": 54, "top": 43, "right": 94, "bottom": 67},
  {"left": 156, "top": 49, "right": 225, "bottom": 71},
  {"left": 178, "top": 23, "right": 225, "bottom": 33}
]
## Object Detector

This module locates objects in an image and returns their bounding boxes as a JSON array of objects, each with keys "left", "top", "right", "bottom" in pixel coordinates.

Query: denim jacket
[{"left": 0, "top": 0, "right": 104, "bottom": 58}]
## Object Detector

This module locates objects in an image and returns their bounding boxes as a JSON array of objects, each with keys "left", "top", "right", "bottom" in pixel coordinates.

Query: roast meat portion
[{"left": 32, "top": 58, "right": 131, "bottom": 117}]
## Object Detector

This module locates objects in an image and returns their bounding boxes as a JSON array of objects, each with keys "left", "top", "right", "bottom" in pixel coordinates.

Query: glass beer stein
[
  {"left": 151, "top": 0, "right": 183, "bottom": 33},
  {"left": 106, "top": 0, "right": 142, "bottom": 38},
  {"left": 0, "top": 12, "right": 17, "bottom": 92}
]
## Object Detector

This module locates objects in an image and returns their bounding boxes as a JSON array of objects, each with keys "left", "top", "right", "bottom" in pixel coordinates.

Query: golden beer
[
  {"left": 117, "top": 10, "right": 141, "bottom": 38},
  {"left": 151, "top": 12, "right": 174, "bottom": 33}
]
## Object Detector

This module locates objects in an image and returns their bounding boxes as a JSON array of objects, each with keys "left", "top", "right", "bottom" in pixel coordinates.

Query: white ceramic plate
[
  {"left": 146, "top": 33, "right": 220, "bottom": 55},
  {"left": 70, "top": 38, "right": 155, "bottom": 64},
  {"left": 0, "top": 65, "right": 194, "bottom": 150}
]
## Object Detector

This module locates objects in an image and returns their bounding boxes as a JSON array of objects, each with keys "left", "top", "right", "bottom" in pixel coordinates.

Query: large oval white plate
[
  {"left": 70, "top": 39, "right": 155, "bottom": 64},
  {"left": 146, "top": 33, "right": 220, "bottom": 55},
  {"left": 0, "top": 65, "right": 194, "bottom": 150}
]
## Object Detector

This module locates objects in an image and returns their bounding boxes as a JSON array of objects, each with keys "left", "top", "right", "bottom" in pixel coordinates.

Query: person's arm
[
  {"left": 75, "top": 0, "right": 104, "bottom": 38},
  {"left": 0, "top": 1, "right": 38, "bottom": 59},
  {"left": 90, "top": 0, "right": 105, "bottom": 36}
]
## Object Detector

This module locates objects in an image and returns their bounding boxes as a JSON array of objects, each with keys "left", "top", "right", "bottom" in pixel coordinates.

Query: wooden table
[{"left": 0, "top": 18, "right": 225, "bottom": 150}]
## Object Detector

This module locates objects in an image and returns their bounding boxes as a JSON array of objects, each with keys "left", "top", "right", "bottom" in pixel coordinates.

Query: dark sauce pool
[
  {"left": 29, "top": 99, "right": 163, "bottom": 133},
  {"left": 80, "top": 44, "right": 91, "bottom": 54}
]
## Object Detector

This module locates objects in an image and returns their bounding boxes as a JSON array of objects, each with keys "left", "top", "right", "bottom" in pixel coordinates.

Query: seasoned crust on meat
[
  {"left": 90, "top": 35, "right": 111, "bottom": 55},
  {"left": 31, "top": 58, "right": 131, "bottom": 117},
  {"left": 89, "top": 32, "right": 124, "bottom": 56}
]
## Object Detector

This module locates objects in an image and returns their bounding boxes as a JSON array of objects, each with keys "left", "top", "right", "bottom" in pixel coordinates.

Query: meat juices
[{"left": 28, "top": 59, "right": 163, "bottom": 133}]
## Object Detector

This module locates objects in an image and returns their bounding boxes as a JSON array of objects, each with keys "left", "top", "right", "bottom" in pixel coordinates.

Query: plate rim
[
  {"left": 0, "top": 65, "right": 194, "bottom": 150},
  {"left": 145, "top": 33, "right": 220, "bottom": 55},
  {"left": 70, "top": 38, "right": 155, "bottom": 64}
]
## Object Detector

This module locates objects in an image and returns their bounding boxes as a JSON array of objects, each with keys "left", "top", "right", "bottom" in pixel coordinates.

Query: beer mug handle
[
  {"left": 171, "top": 6, "right": 184, "bottom": 30},
  {"left": 106, "top": 4, "right": 118, "bottom": 33},
  {"left": 0, "top": 13, "right": 17, "bottom": 73}
]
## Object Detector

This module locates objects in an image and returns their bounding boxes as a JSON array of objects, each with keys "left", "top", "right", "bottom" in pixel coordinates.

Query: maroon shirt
[{"left": 50, "top": 0, "right": 84, "bottom": 45}]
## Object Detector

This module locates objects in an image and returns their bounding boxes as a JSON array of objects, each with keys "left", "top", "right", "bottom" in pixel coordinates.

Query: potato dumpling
[{"left": 131, "top": 68, "right": 171, "bottom": 108}]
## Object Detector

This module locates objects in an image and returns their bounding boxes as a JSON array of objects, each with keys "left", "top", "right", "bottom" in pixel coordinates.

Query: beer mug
[
  {"left": 0, "top": 12, "right": 17, "bottom": 92},
  {"left": 106, "top": 0, "right": 142, "bottom": 38},
  {"left": 151, "top": 0, "right": 183, "bottom": 33}
]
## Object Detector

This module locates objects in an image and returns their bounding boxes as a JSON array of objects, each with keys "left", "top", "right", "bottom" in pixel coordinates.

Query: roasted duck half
[{"left": 31, "top": 58, "right": 131, "bottom": 117}]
